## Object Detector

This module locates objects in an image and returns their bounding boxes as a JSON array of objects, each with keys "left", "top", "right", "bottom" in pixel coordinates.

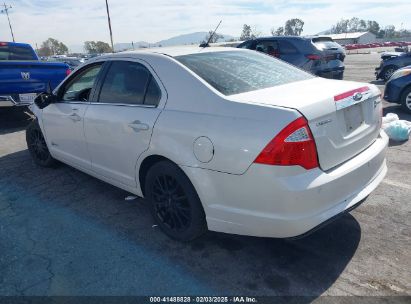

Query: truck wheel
[
  {"left": 26, "top": 120, "right": 57, "bottom": 167},
  {"left": 145, "top": 160, "right": 207, "bottom": 241},
  {"left": 400, "top": 86, "right": 411, "bottom": 114}
]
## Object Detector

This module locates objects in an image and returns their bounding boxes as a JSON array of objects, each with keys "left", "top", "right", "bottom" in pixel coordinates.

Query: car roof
[
  {"left": 0, "top": 41, "right": 32, "bottom": 48},
  {"left": 247, "top": 36, "right": 310, "bottom": 41},
  {"left": 108, "top": 46, "right": 240, "bottom": 58}
]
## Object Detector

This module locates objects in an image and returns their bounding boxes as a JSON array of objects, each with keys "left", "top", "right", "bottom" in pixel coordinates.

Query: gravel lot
[{"left": 0, "top": 53, "right": 410, "bottom": 299}]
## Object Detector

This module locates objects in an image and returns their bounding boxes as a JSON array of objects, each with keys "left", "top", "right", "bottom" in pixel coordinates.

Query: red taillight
[
  {"left": 0, "top": 42, "right": 8, "bottom": 46},
  {"left": 66, "top": 69, "right": 71, "bottom": 76},
  {"left": 254, "top": 117, "right": 319, "bottom": 170},
  {"left": 306, "top": 54, "right": 321, "bottom": 60}
]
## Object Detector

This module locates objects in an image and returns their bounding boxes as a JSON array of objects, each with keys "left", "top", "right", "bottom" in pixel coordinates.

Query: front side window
[
  {"left": 62, "top": 64, "right": 102, "bottom": 101},
  {"left": 175, "top": 50, "right": 313, "bottom": 96},
  {"left": 98, "top": 61, "right": 161, "bottom": 106}
]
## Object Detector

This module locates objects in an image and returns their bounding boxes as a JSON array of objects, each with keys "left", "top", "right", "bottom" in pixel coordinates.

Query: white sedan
[{"left": 27, "top": 47, "right": 388, "bottom": 241}]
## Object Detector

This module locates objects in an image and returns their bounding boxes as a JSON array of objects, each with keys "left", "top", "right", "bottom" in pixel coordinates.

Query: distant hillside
[
  {"left": 114, "top": 41, "right": 150, "bottom": 52},
  {"left": 113, "top": 31, "right": 235, "bottom": 51},
  {"left": 155, "top": 31, "right": 234, "bottom": 47}
]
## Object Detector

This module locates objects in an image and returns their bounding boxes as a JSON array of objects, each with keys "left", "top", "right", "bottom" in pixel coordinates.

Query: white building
[{"left": 323, "top": 32, "right": 376, "bottom": 45}]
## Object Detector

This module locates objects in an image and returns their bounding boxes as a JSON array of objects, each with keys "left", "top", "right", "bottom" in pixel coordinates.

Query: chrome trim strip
[
  {"left": 88, "top": 102, "right": 157, "bottom": 108},
  {"left": 56, "top": 101, "right": 157, "bottom": 108}
]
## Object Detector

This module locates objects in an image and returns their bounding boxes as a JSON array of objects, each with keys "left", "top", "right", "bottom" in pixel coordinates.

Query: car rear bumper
[
  {"left": 316, "top": 68, "right": 345, "bottom": 80},
  {"left": 183, "top": 130, "right": 388, "bottom": 238}
]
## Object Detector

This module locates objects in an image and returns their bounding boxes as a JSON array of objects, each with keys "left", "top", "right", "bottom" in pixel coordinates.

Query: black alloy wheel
[
  {"left": 145, "top": 161, "right": 207, "bottom": 241},
  {"left": 26, "top": 120, "right": 57, "bottom": 167}
]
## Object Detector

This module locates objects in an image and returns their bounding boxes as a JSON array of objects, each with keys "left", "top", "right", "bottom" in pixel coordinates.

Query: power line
[
  {"left": 1, "top": 2, "right": 15, "bottom": 42},
  {"left": 105, "top": 0, "right": 114, "bottom": 52}
]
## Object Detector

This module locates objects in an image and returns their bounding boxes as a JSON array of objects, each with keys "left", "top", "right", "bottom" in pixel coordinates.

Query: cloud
[{"left": 1, "top": 0, "right": 410, "bottom": 51}]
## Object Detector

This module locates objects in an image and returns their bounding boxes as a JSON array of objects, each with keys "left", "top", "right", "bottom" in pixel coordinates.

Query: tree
[
  {"left": 331, "top": 19, "right": 349, "bottom": 34},
  {"left": 284, "top": 18, "right": 304, "bottom": 36},
  {"left": 37, "top": 38, "right": 68, "bottom": 56},
  {"left": 84, "top": 41, "right": 112, "bottom": 54},
  {"left": 240, "top": 24, "right": 252, "bottom": 40},
  {"left": 202, "top": 30, "right": 224, "bottom": 44},
  {"left": 271, "top": 26, "right": 284, "bottom": 36},
  {"left": 367, "top": 20, "right": 381, "bottom": 35},
  {"left": 239, "top": 24, "right": 261, "bottom": 40},
  {"left": 384, "top": 25, "right": 396, "bottom": 38},
  {"left": 330, "top": 17, "right": 380, "bottom": 34}
]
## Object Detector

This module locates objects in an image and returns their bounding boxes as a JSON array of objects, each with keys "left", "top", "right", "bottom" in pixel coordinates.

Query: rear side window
[
  {"left": 255, "top": 40, "right": 280, "bottom": 57},
  {"left": 175, "top": 51, "right": 313, "bottom": 96},
  {"left": 0, "top": 45, "right": 37, "bottom": 60},
  {"left": 99, "top": 61, "right": 161, "bottom": 106},
  {"left": 278, "top": 40, "right": 298, "bottom": 54}
]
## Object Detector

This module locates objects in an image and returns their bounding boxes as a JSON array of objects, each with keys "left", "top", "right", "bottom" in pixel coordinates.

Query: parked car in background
[
  {"left": 237, "top": 36, "right": 346, "bottom": 79},
  {"left": 0, "top": 42, "right": 70, "bottom": 108},
  {"left": 376, "top": 50, "right": 411, "bottom": 81},
  {"left": 381, "top": 51, "right": 405, "bottom": 61},
  {"left": 384, "top": 66, "right": 411, "bottom": 113},
  {"left": 81, "top": 53, "right": 103, "bottom": 60},
  {"left": 28, "top": 47, "right": 387, "bottom": 241},
  {"left": 47, "top": 56, "right": 85, "bottom": 70}
]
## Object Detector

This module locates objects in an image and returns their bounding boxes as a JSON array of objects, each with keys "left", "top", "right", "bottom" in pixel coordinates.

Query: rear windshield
[
  {"left": 313, "top": 40, "right": 342, "bottom": 51},
  {"left": 0, "top": 45, "right": 37, "bottom": 60},
  {"left": 175, "top": 50, "right": 313, "bottom": 95}
]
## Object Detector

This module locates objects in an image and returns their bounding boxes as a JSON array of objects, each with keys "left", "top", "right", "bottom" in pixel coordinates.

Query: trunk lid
[
  {"left": 228, "top": 78, "right": 382, "bottom": 171},
  {"left": 0, "top": 61, "right": 68, "bottom": 95}
]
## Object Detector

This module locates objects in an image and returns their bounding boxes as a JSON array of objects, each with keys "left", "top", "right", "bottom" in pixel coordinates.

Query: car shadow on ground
[
  {"left": 0, "top": 149, "right": 361, "bottom": 299},
  {"left": 0, "top": 108, "right": 32, "bottom": 135}
]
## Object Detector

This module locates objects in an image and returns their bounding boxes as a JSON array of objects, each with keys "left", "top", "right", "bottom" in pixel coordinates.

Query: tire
[
  {"left": 400, "top": 86, "right": 411, "bottom": 114},
  {"left": 145, "top": 160, "right": 207, "bottom": 241},
  {"left": 26, "top": 120, "right": 57, "bottom": 167},
  {"left": 382, "top": 66, "right": 397, "bottom": 82}
]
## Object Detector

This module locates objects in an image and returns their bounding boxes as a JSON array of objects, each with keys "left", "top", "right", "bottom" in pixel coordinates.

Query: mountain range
[{"left": 113, "top": 31, "right": 235, "bottom": 51}]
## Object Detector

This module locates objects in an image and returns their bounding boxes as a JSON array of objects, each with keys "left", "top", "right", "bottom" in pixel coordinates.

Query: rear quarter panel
[{"left": 141, "top": 54, "right": 301, "bottom": 175}]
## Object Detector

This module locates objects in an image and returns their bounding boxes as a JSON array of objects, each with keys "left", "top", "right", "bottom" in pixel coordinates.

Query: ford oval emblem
[{"left": 353, "top": 92, "right": 363, "bottom": 101}]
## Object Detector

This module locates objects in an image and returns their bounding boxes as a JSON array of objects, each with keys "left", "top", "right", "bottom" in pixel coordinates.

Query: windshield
[
  {"left": 0, "top": 45, "right": 37, "bottom": 60},
  {"left": 175, "top": 50, "right": 313, "bottom": 95}
]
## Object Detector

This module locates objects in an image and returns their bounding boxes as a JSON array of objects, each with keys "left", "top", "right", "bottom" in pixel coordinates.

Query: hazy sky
[{"left": 1, "top": 0, "right": 410, "bottom": 50}]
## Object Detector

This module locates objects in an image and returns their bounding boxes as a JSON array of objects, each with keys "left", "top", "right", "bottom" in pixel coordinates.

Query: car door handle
[
  {"left": 128, "top": 120, "right": 150, "bottom": 132},
  {"left": 68, "top": 113, "right": 82, "bottom": 122}
]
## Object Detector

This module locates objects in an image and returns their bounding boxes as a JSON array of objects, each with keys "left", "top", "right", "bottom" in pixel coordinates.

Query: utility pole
[
  {"left": 105, "top": 0, "right": 114, "bottom": 52},
  {"left": 1, "top": 2, "right": 15, "bottom": 42}
]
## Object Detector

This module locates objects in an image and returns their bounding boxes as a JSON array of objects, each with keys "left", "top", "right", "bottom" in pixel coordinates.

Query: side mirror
[{"left": 34, "top": 92, "right": 57, "bottom": 109}]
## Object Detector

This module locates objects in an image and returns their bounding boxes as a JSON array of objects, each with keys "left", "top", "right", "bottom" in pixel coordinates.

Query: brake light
[
  {"left": 0, "top": 42, "right": 8, "bottom": 46},
  {"left": 66, "top": 69, "right": 71, "bottom": 76},
  {"left": 306, "top": 54, "right": 321, "bottom": 60},
  {"left": 254, "top": 117, "right": 319, "bottom": 170}
]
